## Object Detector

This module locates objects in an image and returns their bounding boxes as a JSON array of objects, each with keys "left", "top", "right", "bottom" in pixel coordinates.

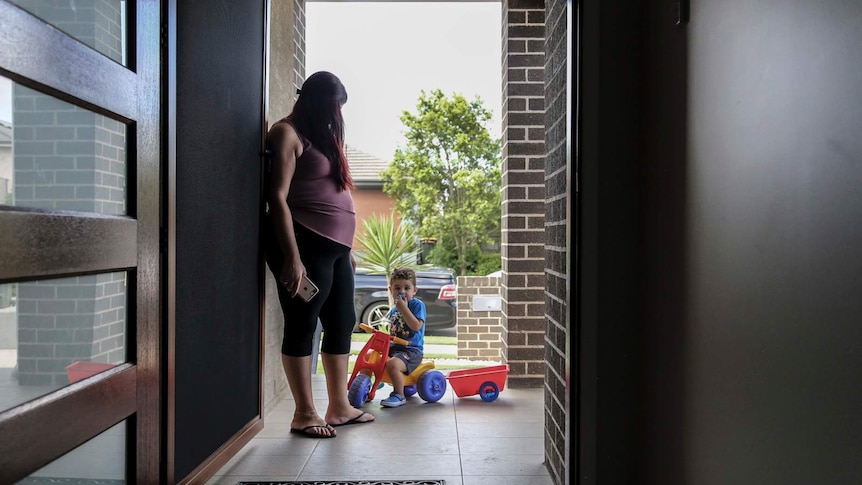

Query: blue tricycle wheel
[
  {"left": 479, "top": 381, "right": 500, "bottom": 402},
  {"left": 348, "top": 373, "right": 372, "bottom": 408},
  {"left": 403, "top": 385, "right": 417, "bottom": 397},
  {"left": 417, "top": 370, "right": 447, "bottom": 403}
]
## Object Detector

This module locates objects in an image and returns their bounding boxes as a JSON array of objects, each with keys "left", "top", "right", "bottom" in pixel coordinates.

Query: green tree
[
  {"left": 382, "top": 89, "right": 501, "bottom": 276},
  {"left": 428, "top": 240, "right": 501, "bottom": 276}
]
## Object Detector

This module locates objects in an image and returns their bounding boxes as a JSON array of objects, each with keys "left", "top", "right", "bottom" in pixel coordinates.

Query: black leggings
[{"left": 265, "top": 221, "right": 355, "bottom": 356}]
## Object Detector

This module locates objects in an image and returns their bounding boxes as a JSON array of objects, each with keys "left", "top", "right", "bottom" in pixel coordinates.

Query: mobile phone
[{"left": 296, "top": 274, "right": 319, "bottom": 302}]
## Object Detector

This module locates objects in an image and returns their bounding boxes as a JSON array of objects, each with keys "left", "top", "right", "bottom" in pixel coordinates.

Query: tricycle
[
  {"left": 447, "top": 364, "right": 510, "bottom": 402},
  {"left": 347, "top": 323, "right": 448, "bottom": 407}
]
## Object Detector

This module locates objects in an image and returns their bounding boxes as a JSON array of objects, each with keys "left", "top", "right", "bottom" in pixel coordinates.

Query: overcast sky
[
  {"left": 0, "top": 3, "right": 503, "bottom": 159},
  {"left": 306, "top": 2, "right": 502, "bottom": 161}
]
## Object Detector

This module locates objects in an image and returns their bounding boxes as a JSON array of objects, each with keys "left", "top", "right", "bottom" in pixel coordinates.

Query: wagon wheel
[{"left": 479, "top": 381, "right": 500, "bottom": 402}]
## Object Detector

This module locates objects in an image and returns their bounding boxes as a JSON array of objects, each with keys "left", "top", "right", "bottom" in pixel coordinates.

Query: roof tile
[{"left": 346, "top": 145, "right": 390, "bottom": 184}]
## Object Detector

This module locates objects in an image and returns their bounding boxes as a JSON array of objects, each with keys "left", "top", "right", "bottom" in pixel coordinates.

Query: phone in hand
[{"left": 296, "top": 274, "right": 319, "bottom": 302}]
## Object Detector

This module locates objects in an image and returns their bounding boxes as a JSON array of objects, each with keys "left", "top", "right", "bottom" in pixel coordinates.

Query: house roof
[{"left": 346, "top": 145, "right": 390, "bottom": 188}]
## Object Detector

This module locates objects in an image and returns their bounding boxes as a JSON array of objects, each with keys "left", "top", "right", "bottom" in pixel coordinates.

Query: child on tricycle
[
  {"left": 380, "top": 267, "right": 426, "bottom": 407},
  {"left": 347, "top": 268, "right": 448, "bottom": 407}
]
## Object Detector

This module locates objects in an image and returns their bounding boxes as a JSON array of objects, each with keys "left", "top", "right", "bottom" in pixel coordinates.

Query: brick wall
[
  {"left": 351, "top": 188, "right": 397, "bottom": 247},
  {"left": 262, "top": 0, "right": 306, "bottom": 414},
  {"left": 502, "top": 0, "right": 546, "bottom": 389},
  {"left": 93, "top": 0, "right": 124, "bottom": 63},
  {"left": 543, "top": 0, "right": 570, "bottom": 483},
  {"left": 12, "top": 86, "right": 126, "bottom": 214},
  {"left": 293, "top": 0, "right": 306, "bottom": 97},
  {"left": 11, "top": 0, "right": 124, "bottom": 64},
  {"left": 16, "top": 274, "right": 126, "bottom": 386},
  {"left": 456, "top": 275, "right": 503, "bottom": 362}
]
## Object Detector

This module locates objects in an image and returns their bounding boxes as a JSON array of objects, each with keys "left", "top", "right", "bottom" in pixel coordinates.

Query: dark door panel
[
  {"left": 169, "top": 0, "right": 265, "bottom": 482},
  {"left": 581, "top": 1, "right": 862, "bottom": 483},
  {"left": 678, "top": 1, "right": 862, "bottom": 482},
  {"left": 636, "top": 0, "right": 862, "bottom": 483}
]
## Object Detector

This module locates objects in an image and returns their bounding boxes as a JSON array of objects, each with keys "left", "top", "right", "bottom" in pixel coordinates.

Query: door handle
[{"left": 676, "top": 0, "right": 690, "bottom": 26}]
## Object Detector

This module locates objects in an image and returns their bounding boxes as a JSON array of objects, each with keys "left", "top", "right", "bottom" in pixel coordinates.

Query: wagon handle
[{"left": 358, "top": 323, "right": 409, "bottom": 346}]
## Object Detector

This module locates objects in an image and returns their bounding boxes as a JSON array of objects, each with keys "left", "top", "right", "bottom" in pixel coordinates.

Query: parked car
[{"left": 353, "top": 267, "right": 457, "bottom": 332}]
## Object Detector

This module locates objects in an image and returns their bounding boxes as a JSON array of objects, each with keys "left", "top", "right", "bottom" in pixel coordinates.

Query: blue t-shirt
[{"left": 387, "top": 297, "right": 426, "bottom": 351}]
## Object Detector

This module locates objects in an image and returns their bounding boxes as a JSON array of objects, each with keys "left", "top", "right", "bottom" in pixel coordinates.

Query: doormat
[{"left": 237, "top": 481, "right": 445, "bottom": 485}]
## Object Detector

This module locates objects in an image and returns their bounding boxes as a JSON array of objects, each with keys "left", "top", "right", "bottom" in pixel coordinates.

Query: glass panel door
[{"left": 0, "top": 0, "right": 160, "bottom": 483}]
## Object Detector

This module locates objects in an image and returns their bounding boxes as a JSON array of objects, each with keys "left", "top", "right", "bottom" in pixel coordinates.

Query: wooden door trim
[
  {"left": 0, "top": 210, "right": 137, "bottom": 283},
  {"left": 134, "top": 0, "right": 162, "bottom": 483},
  {"left": 0, "top": 364, "right": 137, "bottom": 484},
  {"left": 0, "top": 0, "right": 137, "bottom": 121},
  {"left": 178, "top": 419, "right": 264, "bottom": 485}
]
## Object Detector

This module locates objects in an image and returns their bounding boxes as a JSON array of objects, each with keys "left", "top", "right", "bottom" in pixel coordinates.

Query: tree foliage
[
  {"left": 353, "top": 213, "right": 419, "bottom": 276},
  {"left": 382, "top": 89, "right": 501, "bottom": 275},
  {"left": 429, "top": 242, "right": 501, "bottom": 277}
]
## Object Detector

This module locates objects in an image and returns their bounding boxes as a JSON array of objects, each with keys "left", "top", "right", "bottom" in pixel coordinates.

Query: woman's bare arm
[{"left": 267, "top": 122, "right": 305, "bottom": 296}]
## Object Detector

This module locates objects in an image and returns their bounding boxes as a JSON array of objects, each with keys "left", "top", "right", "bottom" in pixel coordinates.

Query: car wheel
[{"left": 361, "top": 301, "right": 390, "bottom": 333}]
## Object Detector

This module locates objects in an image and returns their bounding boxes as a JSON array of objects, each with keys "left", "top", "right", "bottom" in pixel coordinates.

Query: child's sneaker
[{"left": 380, "top": 392, "right": 407, "bottom": 408}]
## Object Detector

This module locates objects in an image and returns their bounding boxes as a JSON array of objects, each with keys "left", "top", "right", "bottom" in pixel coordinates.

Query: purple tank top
[{"left": 284, "top": 124, "right": 356, "bottom": 248}]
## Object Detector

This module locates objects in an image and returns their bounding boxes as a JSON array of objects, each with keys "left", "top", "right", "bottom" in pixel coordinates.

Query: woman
[{"left": 265, "top": 71, "right": 374, "bottom": 438}]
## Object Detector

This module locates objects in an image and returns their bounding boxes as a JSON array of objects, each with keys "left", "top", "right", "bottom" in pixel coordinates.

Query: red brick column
[{"left": 501, "top": 0, "right": 546, "bottom": 388}]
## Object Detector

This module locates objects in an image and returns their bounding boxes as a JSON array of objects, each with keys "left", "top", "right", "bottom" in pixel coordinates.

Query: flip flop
[
  {"left": 289, "top": 424, "right": 336, "bottom": 438},
  {"left": 330, "top": 411, "right": 374, "bottom": 427}
]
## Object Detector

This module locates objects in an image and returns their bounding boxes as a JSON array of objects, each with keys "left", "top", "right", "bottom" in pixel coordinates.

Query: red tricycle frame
[{"left": 347, "top": 323, "right": 448, "bottom": 407}]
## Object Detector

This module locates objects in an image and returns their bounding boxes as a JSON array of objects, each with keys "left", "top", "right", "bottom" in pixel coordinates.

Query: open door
[{"left": 0, "top": 0, "right": 161, "bottom": 483}]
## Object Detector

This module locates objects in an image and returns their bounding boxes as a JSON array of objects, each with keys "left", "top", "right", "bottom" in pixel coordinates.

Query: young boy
[{"left": 380, "top": 267, "right": 427, "bottom": 408}]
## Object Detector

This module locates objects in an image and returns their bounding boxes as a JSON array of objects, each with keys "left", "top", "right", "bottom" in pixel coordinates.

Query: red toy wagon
[{"left": 447, "top": 364, "right": 510, "bottom": 402}]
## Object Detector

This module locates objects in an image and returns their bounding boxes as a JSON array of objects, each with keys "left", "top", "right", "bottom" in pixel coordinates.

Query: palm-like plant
[
  {"left": 354, "top": 213, "right": 419, "bottom": 273},
  {"left": 353, "top": 213, "right": 420, "bottom": 331}
]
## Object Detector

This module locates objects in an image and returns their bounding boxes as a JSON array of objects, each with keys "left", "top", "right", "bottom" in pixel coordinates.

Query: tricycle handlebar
[{"left": 359, "top": 323, "right": 409, "bottom": 346}]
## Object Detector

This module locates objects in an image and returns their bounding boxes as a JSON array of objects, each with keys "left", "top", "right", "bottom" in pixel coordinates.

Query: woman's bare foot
[
  {"left": 291, "top": 410, "right": 335, "bottom": 437},
  {"left": 326, "top": 407, "right": 375, "bottom": 427}
]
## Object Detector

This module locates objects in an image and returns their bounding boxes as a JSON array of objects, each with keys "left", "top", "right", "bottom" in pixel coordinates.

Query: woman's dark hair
[{"left": 287, "top": 71, "right": 354, "bottom": 191}]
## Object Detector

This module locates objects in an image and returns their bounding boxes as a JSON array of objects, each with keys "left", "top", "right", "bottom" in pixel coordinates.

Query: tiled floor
[{"left": 207, "top": 375, "right": 554, "bottom": 485}]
